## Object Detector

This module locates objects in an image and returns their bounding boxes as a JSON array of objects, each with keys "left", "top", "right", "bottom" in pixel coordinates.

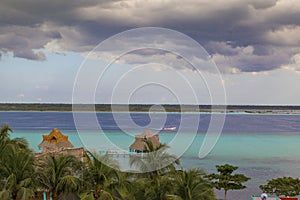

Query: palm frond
[
  {"left": 0, "top": 124, "right": 13, "bottom": 141},
  {"left": 99, "top": 190, "right": 114, "bottom": 200},
  {"left": 0, "top": 190, "right": 11, "bottom": 200},
  {"left": 17, "top": 187, "right": 35, "bottom": 200},
  {"left": 57, "top": 175, "right": 80, "bottom": 193}
]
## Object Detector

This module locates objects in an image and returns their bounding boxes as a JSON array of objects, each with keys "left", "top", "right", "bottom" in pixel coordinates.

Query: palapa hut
[
  {"left": 36, "top": 128, "right": 85, "bottom": 161},
  {"left": 129, "top": 129, "right": 160, "bottom": 153},
  {"left": 38, "top": 128, "right": 74, "bottom": 153}
]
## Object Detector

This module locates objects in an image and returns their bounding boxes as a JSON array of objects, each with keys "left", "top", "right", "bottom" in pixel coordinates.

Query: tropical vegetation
[
  {"left": 0, "top": 124, "right": 35, "bottom": 200},
  {"left": 207, "top": 163, "right": 250, "bottom": 200},
  {"left": 260, "top": 176, "right": 300, "bottom": 197}
]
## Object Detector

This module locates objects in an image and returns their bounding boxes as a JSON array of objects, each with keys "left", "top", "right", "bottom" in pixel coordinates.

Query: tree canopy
[
  {"left": 260, "top": 176, "right": 300, "bottom": 197},
  {"left": 207, "top": 163, "right": 250, "bottom": 200},
  {"left": 0, "top": 124, "right": 35, "bottom": 200}
]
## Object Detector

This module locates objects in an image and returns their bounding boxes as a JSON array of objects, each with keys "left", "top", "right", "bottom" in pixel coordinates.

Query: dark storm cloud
[
  {"left": 0, "top": 0, "right": 108, "bottom": 26},
  {"left": 163, "top": 0, "right": 300, "bottom": 72},
  {"left": 0, "top": 0, "right": 127, "bottom": 60},
  {"left": 0, "top": 0, "right": 299, "bottom": 72}
]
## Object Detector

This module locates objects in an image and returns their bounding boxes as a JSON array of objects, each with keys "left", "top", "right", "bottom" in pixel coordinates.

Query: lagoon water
[{"left": 1, "top": 111, "right": 300, "bottom": 200}]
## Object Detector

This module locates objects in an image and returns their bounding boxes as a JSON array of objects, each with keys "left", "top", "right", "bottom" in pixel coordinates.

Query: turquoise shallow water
[{"left": 11, "top": 130, "right": 300, "bottom": 199}]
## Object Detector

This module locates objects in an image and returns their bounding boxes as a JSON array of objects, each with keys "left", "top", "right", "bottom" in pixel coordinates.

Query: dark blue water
[{"left": 1, "top": 111, "right": 300, "bottom": 133}]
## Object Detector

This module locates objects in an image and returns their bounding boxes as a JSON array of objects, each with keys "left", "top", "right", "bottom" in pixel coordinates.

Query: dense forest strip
[{"left": 0, "top": 103, "right": 300, "bottom": 113}]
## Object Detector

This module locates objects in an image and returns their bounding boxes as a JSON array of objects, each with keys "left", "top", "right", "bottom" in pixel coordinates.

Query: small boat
[{"left": 162, "top": 126, "right": 177, "bottom": 131}]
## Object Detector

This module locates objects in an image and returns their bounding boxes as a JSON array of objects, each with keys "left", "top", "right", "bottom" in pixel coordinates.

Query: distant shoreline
[{"left": 0, "top": 103, "right": 300, "bottom": 114}]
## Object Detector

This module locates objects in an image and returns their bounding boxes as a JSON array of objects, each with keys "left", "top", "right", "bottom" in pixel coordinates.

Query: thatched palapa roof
[
  {"left": 129, "top": 129, "right": 160, "bottom": 151},
  {"left": 38, "top": 128, "right": 74, "bottom": 152}
]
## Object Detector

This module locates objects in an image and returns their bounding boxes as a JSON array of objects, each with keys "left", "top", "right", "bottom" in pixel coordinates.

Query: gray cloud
[
  {"left": 0, "top": 0, "right": 299, "bottom": 72},
  {"left": 248, "top": 0, "right": 278, "bottom": 9},
  {"left": 13, "top": 50, "right": 46, "bottom": 61},
  {"left": 0, "top": 25, "right": 60, "bottom": 60}
]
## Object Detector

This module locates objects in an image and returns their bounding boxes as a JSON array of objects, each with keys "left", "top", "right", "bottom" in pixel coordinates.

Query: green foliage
[
  {"left": 80, "top": 192, "right": 95, "bottom": 200},
  {"left": 0, "top": 124, "right": 35, "bottom": 200},
  {"left": 207, "top": 164, "right": 250, "bottom": 200},
  {"left": 130, "top": 140, "right": 180, "bottom": 179},
  {"left": 83, "top": 151, "right": 120, "bottom": 200},
  {"left": 259, "top": 176, "right": 300, "bottom": 197},
  {"left": 164, "top": 194, "right": 183, "bottom": 200},
  {"left": 98, "top": 190, "right": 114, "bottom": 200},
  {"left": 108, "top": 171, "right": 137, "bottom": 200},
  {"left": 35, "top": 154, "right": 81, "bottom": 200},
  {"left": 173, "top": 169, "right": 216, "bottom": 200},
  {"left": 0, "top": 124, "right": 12, "bottom": 141},
  {"left": 143, "top": 175, "right": 173, "bottom": 200},
  {"left": 0, "top": 190, "right": 11, "bottom": 200}
]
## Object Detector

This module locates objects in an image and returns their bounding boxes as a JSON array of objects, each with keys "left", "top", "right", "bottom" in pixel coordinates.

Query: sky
[{"left": 0, "top": 0, "right": 300, "bottom": 105}]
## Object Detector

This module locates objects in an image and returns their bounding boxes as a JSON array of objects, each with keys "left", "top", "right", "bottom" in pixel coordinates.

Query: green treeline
[{"left": 1, "top": 103, "right": 300, "bottom": 112}]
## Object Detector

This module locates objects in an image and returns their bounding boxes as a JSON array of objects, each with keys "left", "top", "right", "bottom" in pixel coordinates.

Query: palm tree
[
  {"left": 0, "top": 124, "right": 13, "bottom": 180},
  {"left": 108, "top": 171, "right": 138, "bottom": 200},
  {"left": 0, "top": 124, "right": 30, "bottom": 159},
  {"left": 0, "top": 147, "right": 35, "bottom": 200},
  {"left": 35, "top": 154, "right": 81, "bottom": 200},
  {"left": 0, "top": 125, "right": 36, "bottom": 200},
  {"left": 129, "top": 140, "right": 181, "bottom": 200},
  {"left": 173, "top": 169, "right": 216, "bottom": 200},
  {"left": 129, "top": 140, "right": 180, "bottom": 179},
  {"left": 0, "top": 124, "right": 12, "bottom": 142},
  {"left": 84, "top": 151, "right": 119, "bottom": 200},
  {"left": 111, "top": 174, "right": 171, "bottom": 200},
  {"left": 145, "top": 174, "right": 174, "bottom": 200}
]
